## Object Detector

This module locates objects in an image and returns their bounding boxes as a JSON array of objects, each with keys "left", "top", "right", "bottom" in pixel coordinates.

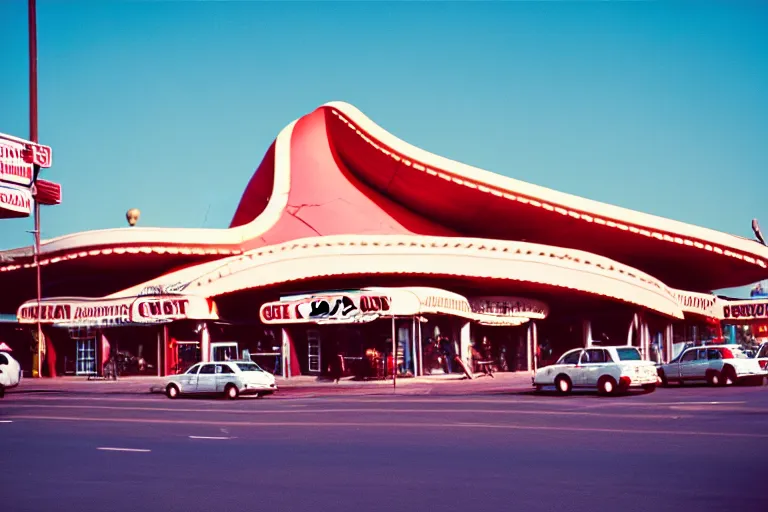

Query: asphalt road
[{"left": 1, "top": 385, "right": 766, "bottom": 512}]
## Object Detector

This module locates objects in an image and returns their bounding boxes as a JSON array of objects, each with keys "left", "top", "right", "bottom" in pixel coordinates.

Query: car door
[
  {"left": 680, "top": 349, "right": 707, "bottom": 380},
  {"left": 580, "top": 349, "right": 609, "bottom": 387},
  {"left": 180, "top": 364, "right": 201, "bottom": 391},
  {"left": 215, "top": 363, "right": 237, "bottom": 392},
  {"left": 196, "top": 364, "right": 218, "bottom": 393},
  {"left": 560, "top": 349, "right": 584, "bottom": 385}
]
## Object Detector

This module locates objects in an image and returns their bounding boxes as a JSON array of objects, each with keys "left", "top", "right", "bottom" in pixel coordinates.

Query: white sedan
[
  {"left": 658, "top": 345, "right": 767, "bottom": 387},
  {"left": 165, "top": 361, "right": 278, "bottom": 400},
  {"left": 0, "top": 350, "right": 22, "bottom": 398},
  {"left": 533, "top": 346, "right": 659, "bottom": 396}
]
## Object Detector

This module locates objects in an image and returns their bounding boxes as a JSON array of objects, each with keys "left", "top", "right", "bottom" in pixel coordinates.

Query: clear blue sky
[{"left": 1, "top": 1, "right": 766, "bottom": 296}]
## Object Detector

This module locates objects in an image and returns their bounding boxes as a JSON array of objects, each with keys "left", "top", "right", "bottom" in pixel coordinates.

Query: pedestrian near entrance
[{"left": 330, "top": 353, "right": 345, "bottom": 383}]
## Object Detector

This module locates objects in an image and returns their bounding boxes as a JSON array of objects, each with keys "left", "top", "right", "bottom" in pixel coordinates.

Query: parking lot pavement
[
  {"left": 1, "top": 384, "right": 766, "bottom": 512},
  {"left": 6, "top": 371, "right": 537, "bottom": 397}
]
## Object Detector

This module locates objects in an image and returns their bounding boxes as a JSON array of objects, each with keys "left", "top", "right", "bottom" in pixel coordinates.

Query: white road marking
[
  {"left": 0, "top": 403, "right": 687, "bottom": 419},
  {"left": 189, "top": 436, "right": 231, "bottom": 440},
  {"left": 97, "top": 447, "right": 151, "bottom": 453},
  {"left": 11, "top": 415, "right": 768, "bottom": 439},
  {"left": 0, "top": 420, "right": 13, "bottom": 423}
]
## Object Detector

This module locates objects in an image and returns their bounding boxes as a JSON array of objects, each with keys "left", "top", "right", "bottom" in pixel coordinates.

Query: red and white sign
[
  {"left": 260, "top": 292, "right": 392, "bottom": 324},
  {"left": 723, "top": 299, "right": 768, "bottom": 322},
  {"left": 17, "top": 295, "right": 217, "bottom": 327},
  {"left": 0, "top": 133, "right": 53, "bottom": 188},
  {"left": 0, "top": 183, "right": 33, "bottom": 218}
]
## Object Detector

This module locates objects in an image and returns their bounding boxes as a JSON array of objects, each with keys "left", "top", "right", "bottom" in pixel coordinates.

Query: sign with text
[
  {"left": 722, "top": 300, "right": 768, "bottom": 322},
  {"left": 672, "top": 289, "right": 720, "bottom": 319},
  {"left": 0, "top": 183, "right": 33, "bottom": 218},
  {"left": 17, "top": 295, "right": 216, "bottom": 328},
  {"left": 0, "top": 133, "right": 52, "bottom": 187},
  {"left": 260, "top": 293, "right": 392, "bottom": 324},
  {"left": 469, "top": 296, "right": 549, "bottom": 320}
]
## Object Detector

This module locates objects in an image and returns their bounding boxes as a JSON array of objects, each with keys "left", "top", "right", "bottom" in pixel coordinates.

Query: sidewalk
[{"left": 7, "top": 371, "right": 535, "bottom": 397}]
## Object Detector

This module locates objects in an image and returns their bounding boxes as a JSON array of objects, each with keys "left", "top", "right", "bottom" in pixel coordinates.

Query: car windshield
[
  {"left": 758, "top": 345, "right": 768, "bottom": 359},
  {"left": 729, "top": 347, "right": 749, "bottom": 359},
  {"left": 236, "top": 363, "right": 265, "bottom": 372},
  {"left": 615, "top": 348, "right": 642, "bottom": 361}
]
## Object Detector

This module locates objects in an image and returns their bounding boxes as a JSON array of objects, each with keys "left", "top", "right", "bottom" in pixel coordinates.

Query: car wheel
[
  {"left": 642, "top": 384, "right": 656, "bottom": 393},
  {"left": 225, "top": 384, "right": 239, "bottom": 400},
  {"left": 706, "top": 370, "right": 723, "bottom": 387},
  {"left": 554, "top": 375, "right": 572, "bottom": 395},
  {"left": 597, "top": 376, "right": 618, "bottom": 396},
  {"left": 658, "top": 369, "right": 669, "bottom": 387},
  {"left": 722, "top": 366, "right": 737, "bottom": 386},
  {"left": 166, "top": 384, "right": 180, "bottom": 399}
]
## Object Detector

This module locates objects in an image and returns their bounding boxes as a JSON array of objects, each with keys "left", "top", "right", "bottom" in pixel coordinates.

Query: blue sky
[{"left": 1, "top": 1, "right": 766, "bottom": 296}]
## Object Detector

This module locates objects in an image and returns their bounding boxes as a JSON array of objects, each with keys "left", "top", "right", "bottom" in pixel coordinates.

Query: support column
[
  {"left": 460, "top": 321, "right": 471, "bottom": 368},
  {"left": 156, "top": 329, "right": 162, "bottom": 377},
  {"left": 200, "top": 323, "right": 210, "bottom": 362},
  {"left": 582, "top": 320, "right": 593, "bottom": 348},
  {"left": 526, "top": 324, "right": 533, "bottom": 372},
  {"left": 43, "top": 329, "right": 56, "bottom": 378},
  {"left": 627, "top": 313, "right": 639, "bottom": 346},
  {"left": 665, "top": 324, "right": 674, "bottom": 363}
]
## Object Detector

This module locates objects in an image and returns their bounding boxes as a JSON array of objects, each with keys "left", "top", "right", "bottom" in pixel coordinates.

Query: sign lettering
[
  {"left": 17, "top": 295, "right": 212, "bottom": 326},
  {"left": 0, "top": 184, "right": 33, "bottom": 216},
  {"left": 723, "top": 302, "right": 768, "bottom": 320}
]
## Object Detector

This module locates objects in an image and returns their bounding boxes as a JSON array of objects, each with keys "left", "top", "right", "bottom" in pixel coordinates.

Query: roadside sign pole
[{"left": 28, "top": 0, "right": 44, "bottom": 378}]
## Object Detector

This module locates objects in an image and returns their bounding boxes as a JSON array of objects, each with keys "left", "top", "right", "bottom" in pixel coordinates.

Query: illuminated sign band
[
  {"left": 261, "top": 293, "right": 391, "bottom": 324},
  {"left": 17, "top": 295, "right": 216, "bottom": 327},
  {"left": 723, "top": 300, "right": 768, "bottom": 321},
  {"left": 469, "top": 297, "right": 549, "bottom": 320}
]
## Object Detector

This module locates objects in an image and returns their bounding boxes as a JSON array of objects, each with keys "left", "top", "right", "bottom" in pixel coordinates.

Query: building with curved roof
[{"left": 3, "top": 102, "right": 768, "bottom": 379}]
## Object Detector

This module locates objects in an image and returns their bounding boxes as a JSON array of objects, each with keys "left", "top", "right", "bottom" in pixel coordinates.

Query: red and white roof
[{"left": 3, "top": 102, "right": 768, "bottom": 314}]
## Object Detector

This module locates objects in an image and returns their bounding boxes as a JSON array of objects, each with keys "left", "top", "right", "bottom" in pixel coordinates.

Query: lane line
[
  {"left": 97, "top": 447, "right": 151, "bottom": 453},
  {"left": 9, "top": 394, "right": 749, "bottom": 408},
  {"left": 0, "top": 420, "right": 13, "bottom": 423},
  {"left": 189, "top": 436, "right": 231, "bottom": 440},
  {"left": 10, "top": 415, "right": 768, "bottom": 439},
  {"left": 0, "top": 404, "right": 692, "bottom": 419}
]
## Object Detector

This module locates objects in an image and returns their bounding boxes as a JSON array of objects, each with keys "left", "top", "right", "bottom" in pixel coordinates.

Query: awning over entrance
[
  {"left": 259, "top": 287, "right": 546, "bottom": 327},
  {"left": 16, "top": 294, "right": 219, "bottom": 328}
]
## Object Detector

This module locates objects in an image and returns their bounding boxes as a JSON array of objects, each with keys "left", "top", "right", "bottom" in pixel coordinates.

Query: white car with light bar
[
  {"left": 533, "top": 346, "right": 659, "bottom": 396},
  {"left": 657, "top": 344, "right": 767, "bottom": 387},
  {"left": 164, "top": 361, "right": 278, "bottom": 400},
  {"left": 0, "top": 348, "right": 22, "bottom": 398}
]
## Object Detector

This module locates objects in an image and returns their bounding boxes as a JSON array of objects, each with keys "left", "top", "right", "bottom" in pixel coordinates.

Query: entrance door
[
  {"left": 76, "top": 339, "right": 97, "bottom": 376},
  {"left": 307, "top": 330, "right": 321, "bottom": 373},
  {"left": 211, "top": 342, "right": 238, "bottom": 362}
]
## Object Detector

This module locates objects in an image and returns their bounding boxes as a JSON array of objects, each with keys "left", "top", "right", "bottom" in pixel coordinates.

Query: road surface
[{"left": 1, "top": 384, "right": 766, "bottom": 512}]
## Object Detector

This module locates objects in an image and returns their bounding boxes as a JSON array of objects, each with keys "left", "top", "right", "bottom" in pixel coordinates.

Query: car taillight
[{"left": 760, "top": 360, "right": 768, "bottom": 370}]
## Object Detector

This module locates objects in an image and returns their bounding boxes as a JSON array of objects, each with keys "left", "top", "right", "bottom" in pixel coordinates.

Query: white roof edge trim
[
  {"left": 164, "top": 234, "right": 685, "bottom": 319},
  {"left": 16, "top": 118, "right": 298, "bottom": 256},
  {"left": 324, "top": 101, "right": 768, "bottom": 263}
]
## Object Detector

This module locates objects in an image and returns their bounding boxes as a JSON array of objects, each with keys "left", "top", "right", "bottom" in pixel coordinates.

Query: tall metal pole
[{"left": 29, "top": 0, "right": 43, "bottom": 378}]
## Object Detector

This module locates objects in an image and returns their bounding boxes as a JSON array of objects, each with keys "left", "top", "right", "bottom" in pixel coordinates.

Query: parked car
[
  {"left": 755, "top": 342, "right": 768, "bottom": 372},
  {"left": 0, "top": 350, "right": 22, "bottom": 398},
  {"left": 657, "top": 345, "right": 767, "bottom": 387},
  {"left": 164, "top": 361, "right": 278, "bottom": 399},
  {"left": 532, "top": 346, "right": 659, "bottom": 396}
]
